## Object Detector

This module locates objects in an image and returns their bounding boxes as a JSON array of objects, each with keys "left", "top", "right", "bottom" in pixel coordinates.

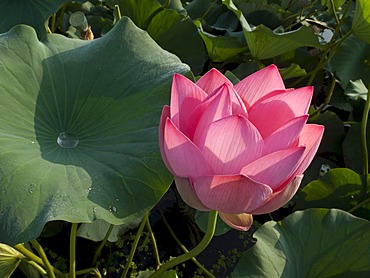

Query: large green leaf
[
  {"left": 232, "top": 209, "right": 370, "bottom": 277},
  {"left": 0, "top": 0, "right": 71, "bottom": 37},
  {"left": 330, "top": 35, "right": 370, "bottom": 89},
  {"left": 0, "top": 17, "right": 189, "bottom": 245},
  {"left": 353, "top": 0, "right": 370, "bottom": 44},
  {"left": 295, "top": 168, "right": 370, "bottom": 220}
]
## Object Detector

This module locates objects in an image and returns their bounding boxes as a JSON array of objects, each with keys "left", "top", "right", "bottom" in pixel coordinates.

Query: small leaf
[
  {"left": 195, "top": 211, "right": 231, "bottom": 236},
  {"left": 121, "top": 0, "right": 206, "bottom": 75},
  {"left": 195, "top": 20, "right": 248, "bottom": 62},
  {"left": 0, "top": 0, "right": 81, "bottom": 38},
  {"left": 279, "top": 63, "right": 307, "bottom": 80},
  {"left": 138, "top": 270, "right": 178, "bottom": 278},
  {"left": 244, "top": 25, "right": 323, "bottom": 60},
  {"left": 0, "top": 243, "right": 25, "bottom": 278},
  {"left": 295, "top": 168, "right": 370, "bottom": 220},
  {"left": 353, "top": 0, "right": 370, "bottom": 44},
  {"left": 344, "top": 79, "right": 369, "bottom": 101},
  {"left": 77, "top": 218, "right": 142, "bottom": 242},
  {"left": 232, "top": 209, "right": 370, "bottom": 277}
]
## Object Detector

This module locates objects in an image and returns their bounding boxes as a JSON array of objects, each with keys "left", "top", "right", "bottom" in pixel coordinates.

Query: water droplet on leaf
[{"left": 57, "top": 132, "right": 79, "bottom": 148}]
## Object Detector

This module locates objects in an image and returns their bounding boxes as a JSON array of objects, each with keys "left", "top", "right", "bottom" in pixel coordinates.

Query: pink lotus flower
[{"left": 159, "top": 65, "right": 324, "bottom": 231}]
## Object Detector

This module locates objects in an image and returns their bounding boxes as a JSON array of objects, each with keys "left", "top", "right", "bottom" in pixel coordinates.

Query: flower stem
[
  {"left": 360, "top": 85, "right": 370, "bottom": 195},
  {"left": 92, "top": 224, "right": 114, "bottom": 266},
  {"left": 69, "top": 223, "right": 78, "bottom": 278},
  {"left": 348, "top": 196, "right": 370, "bottom": 213},
  {"left": 161, "top": 212, "right": 216, "bottom": 278},
  {"left": 145, "top": 215, "right": 161, "bottom": 269},
  {"left": 30, "top": 240, "right": 56, "bottom": 278},
  {"left": 310, "top": 74, "right": 336, "bottom": 117},
  {"left": 14, "top": 244, "right": 63, "bottom": 277},
  {"left": 150, "top": 211, "right": 218, "bottom": 278},
  {"left": 120, "top": 214, "right": 147, "bottom": 278}
]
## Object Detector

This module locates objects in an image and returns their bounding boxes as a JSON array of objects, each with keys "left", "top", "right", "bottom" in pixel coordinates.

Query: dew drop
[
  {"left": 108, "top": 205, "right": 117, "bottom": 213},
  {"left": 57, "top": 132, "right": 79, "bottom": 149}
]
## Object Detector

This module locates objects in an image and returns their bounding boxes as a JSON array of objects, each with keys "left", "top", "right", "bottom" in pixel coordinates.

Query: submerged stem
[
  {"left": 30, "top": 240, "right": 56, "bottom": 278},
  {"left": 161, "top": 212, "right": 216, "bottom": 278},
  {"left": 360, "top": 85, "right": 370, "bottom": 195},
  {"left": 92, "top": 224, "right": 114, "bottom": 266},
  {"left": 120, "top": 214, "right": 147, "bottom": 278},
  {"left": 69, "top": 223, "right": 78, "bottom": 278},
  {"left": 145, "top": 215, "right": 161, "bottom": 269},
  {"left": 150, "top": 211, "right": 218, "bottom": 278}
]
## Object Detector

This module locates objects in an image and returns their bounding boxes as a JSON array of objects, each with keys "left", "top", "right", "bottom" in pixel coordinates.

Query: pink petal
[
  {"left": 219, "top": 212, "right": 253, "bottom": 231},
  {"left": 196, "top": 68, "right": 233, "bottom": 94},
  {"left": 294, "top": 124, "right": 325, "bottom": 175},
  {"left": 186, "top": 83, "right": 233, "bottom": 140},
  {"left": 234, "top": 65, "right": 285, "bottom": 108},
  {"left": 163, "top": 118, "right": 213, "bottom": 177},
  {"left": 193, "top": 175, "right": 273, "bottom": 214},
  {"left": 250, "top": 175, "right": 303, "bottom": 215},
  {"left": 241, "top": 147, "right": 305, "bottom": 190},
  {"left": 193, "top": 115, "right": 264, "bottom": 174},
  {"left": 159, "top": 106, "right": 173, "bottom": 172},
  {"left": 248, "top": 86, "right": 313, "bottom": 138},
  {"left": 264, "top": 115, "right": 308, "bottom": 154},
  {"left": 175, "top": 177, "right": 210, "bottom": 211},
  {"left": 170, "top": 74, "right": 208, "bottom": 130}
]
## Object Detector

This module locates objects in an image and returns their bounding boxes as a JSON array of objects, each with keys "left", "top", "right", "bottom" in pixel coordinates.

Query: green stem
[
  {"left": 161, "top": 212, "right": 215, "bottom": 278},
  {"left": 23, "top": 259, "right": 48, "bottom": 276},
  {"left": 76, "top": 267, "right": 102, "bottom": 277},
  {"left": 115, "top": 4, "right": 122, "bottom": 20},
  {"left": 120, "top": 215, "right": 147, "bottom": 278},
  {"left": 30, "top": 240, "right": 56, "bottom": 278},
  {"left": 329, "top": 0, "right": 340, "bottom": 27},
  {"left": 150, "top": 211, "right": 218, "bottom": 278},
  {"left": 14, "top": 244, "right": 64, "bottom": 277},
  {"left": 92, "top": 224, "right": 114, "bottom": 266},
  {"left": 70, "top": 223, "right": 78, "bottom": 278},
  {"left": 310, "top": 75, "right": 336, "bottom": 117},
  {"left": 360, "top": 85, "right": 370, "bottom": 194},
  {"left": 50, "top": 13, "right": 56, "bottom": 33},
  {"left": 145, "top": 214, "right": 161, "bottom": 269},
  {"left": 348, "top": 197, "right": 370, "bottom": 213}
]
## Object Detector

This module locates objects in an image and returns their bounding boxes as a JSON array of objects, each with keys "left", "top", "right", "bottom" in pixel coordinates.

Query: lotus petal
[
  {"left": 193, "top": 115, "right": 264, "bottom": 174},
  {"left": 264, "top": 115, "right": 308, "bottom": 154},
  {"left": 250, "top": 175, "right": 303, "bottom": 215},
  {"left": 175, "top": 177, "right": 210, "bottom": 211},
  {"left": 241, "top": 147, "right": 305, "bottom": 190},
  {"left": 219, "top": 212, "right": 253, "bottom": 231},
  {"left": 193, "top": 175, "right": 272, "bottom": 213},
  {"left": 234, "top": 65, "right": 285, "bottom": 108},
  {"left": 170, "top": 74, "right": 207, "bottom": 129},
  {"left": 186, "top": 84, "right": 233, "bottom": 140},
  {"left": 295, "top": 124, "right": 325, "bottom": 174},
  {"left": 196, "top": 68, "right": 233, "bottom": 94},
  {"left": 163, "top": 118, "right": 213, "bottom": 177},
  {"left": 248, "top": 86, "right": 313, "bottom": 138}
]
